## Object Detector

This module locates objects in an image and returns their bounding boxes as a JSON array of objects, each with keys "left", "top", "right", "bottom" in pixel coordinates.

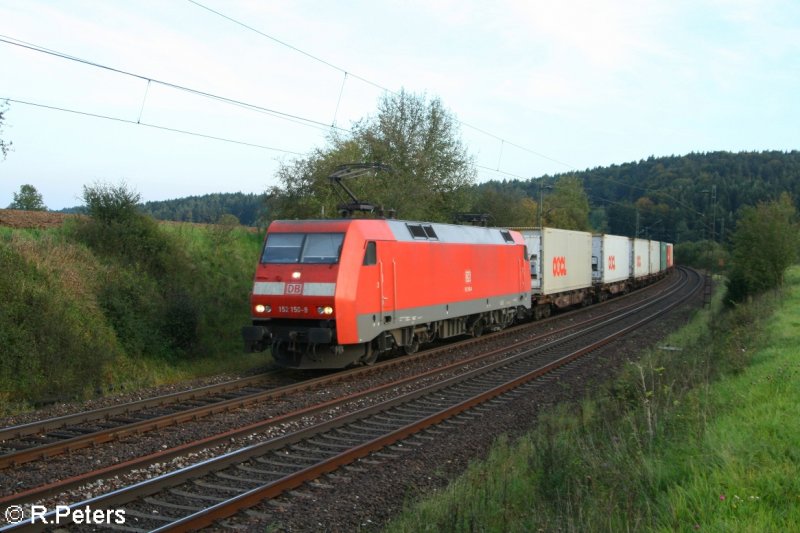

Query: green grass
[
  {"left": 654, "top": 270, "right": 800, "bottom": 532},
  {"left": 384, "top": 267, "right": 800, "bottom": 533}
]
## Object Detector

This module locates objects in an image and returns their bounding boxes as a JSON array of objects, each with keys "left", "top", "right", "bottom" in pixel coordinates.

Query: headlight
[
  {"left": 255, "top": 304, "right": 271, "bottom": 314},
  {"left": 317, "top": 306, "right": 334, "bottom": 315}
]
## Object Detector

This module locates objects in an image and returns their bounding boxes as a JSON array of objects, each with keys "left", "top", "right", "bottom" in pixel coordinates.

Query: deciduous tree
[
  {"left": 267, "top": 90, "right": 475, "bottom": 222},
  {"left": 545, "top": 175, "right": 590, "bottom": 230},
  {"left": 8, "top": 184, "right": 46, "bottom": 211},
  {"left": 726, "top": 193, "right": 799, "bottom": 302}
]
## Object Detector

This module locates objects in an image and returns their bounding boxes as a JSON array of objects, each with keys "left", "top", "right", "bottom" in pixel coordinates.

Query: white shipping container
[
  {"left": 592, "top": 234, "right": 631, "bottom": 284},
  {"left": 649, "top": 240, "right": 661, "bottom": 275},
  {"left": 521, "top": 228, "right": 592, "bottom": 295},
  {"left": 631, "top": 238, "right": 649, "bottom": 279}
]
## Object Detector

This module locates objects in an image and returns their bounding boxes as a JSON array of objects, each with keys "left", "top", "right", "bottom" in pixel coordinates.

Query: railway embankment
[
  {"left": 0, "top": 213, "right": 269, "bottom": 414},
  {"left": 384, "top": 266, "right": 800, "bottom": 532}
]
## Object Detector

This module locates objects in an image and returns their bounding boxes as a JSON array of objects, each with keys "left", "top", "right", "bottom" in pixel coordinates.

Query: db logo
[
  {"left": 608, "top": 255, "right": 616, "bottom": 271},
  {"left": 286, "top": 283, "right": 303, "bottom": 295},
  {"left": 552, "top": 256, "right": 567, "bottom": 277}
]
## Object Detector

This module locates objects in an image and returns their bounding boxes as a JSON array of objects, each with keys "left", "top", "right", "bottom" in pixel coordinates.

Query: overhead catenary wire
[
  {"left": 332, "top": 72, "right": 348, "bottom": 128},
  {"left": 0, "top": 34, "right": 348, "bottom": 136},
  {"left": 4, "top": 16, "right": 673, "bottom": 208},
  {"left": 475, "top": 164, "right": 529, "bottom": 181},
  {"left": 2, "top": 97, "right": 305, "bottom": 155},
  {"left": 186, "top": 0, "right": 390, "bottom": 95},
  {"left": 185, "top": 0, "right": 576, "bottom": 171},
  {"left": 2, "top": 24, "right": 576, "bottom": 176}
]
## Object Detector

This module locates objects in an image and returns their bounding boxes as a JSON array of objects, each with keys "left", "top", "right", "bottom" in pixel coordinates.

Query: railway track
[
  {"left": 0, "top": 267, "right": 674, "bottom": 479},
  {"left": 0, "top": 372, "right": 305, "bottom": 470},
  {"left": 0, "top": 267, "right": 701, "bottom": 532},
  {"left": 0, "top": 269, "right": 681, "bottom": 509}
]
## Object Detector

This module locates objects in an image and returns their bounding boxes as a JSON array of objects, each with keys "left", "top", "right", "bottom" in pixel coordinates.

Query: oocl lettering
[{"left": 552, "top": 256, "right": 567, "bottom": 277}]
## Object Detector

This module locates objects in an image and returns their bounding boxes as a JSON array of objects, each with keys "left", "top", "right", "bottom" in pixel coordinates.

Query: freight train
[{"left": 242, "top": 219, "right": 673, "bottom": 369}]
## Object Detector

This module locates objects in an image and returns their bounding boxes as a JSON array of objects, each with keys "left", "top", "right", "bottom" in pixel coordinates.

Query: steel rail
[
  {"left": 164, "top": 269, "right": 701, "bottom": 532},
  {"left": 0, "top": 271, "right": 686, "bottom": 507},
  {"left": 0, "top": 272, "right": 677, "bottom": 472},
  {"left": 0, "top": 373, "right": 276, "bottom": 442},
  {"left": 1, "top": 268, "right": 700, "bottom": 532}
]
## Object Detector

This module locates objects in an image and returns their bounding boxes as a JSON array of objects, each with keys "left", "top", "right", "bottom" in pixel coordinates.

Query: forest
[
  {"left": 121, "top": 149, "right": 799, "bottom": 247},
  {"left": 490, "top": 150, "right": 800, "bottom": 243},
  {"left": 61, "top": 192, "right": 266, "bottom": 227}
]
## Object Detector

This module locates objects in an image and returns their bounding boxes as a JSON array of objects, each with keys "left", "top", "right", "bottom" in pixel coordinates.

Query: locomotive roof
[
  {"left": 271, "top": 218, "right": 520, "bottom": 245},
  {"left": 385, "top": 219, "right": 518, "bottom": 245}
]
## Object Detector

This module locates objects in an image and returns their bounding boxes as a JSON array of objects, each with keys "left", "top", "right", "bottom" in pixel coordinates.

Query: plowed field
[{"left": 0, "top": 209, "right": 75, "bottom": 229}]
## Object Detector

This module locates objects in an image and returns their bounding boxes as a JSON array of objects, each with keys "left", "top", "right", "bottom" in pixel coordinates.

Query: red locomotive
[{"left": 242, "top": 218, "right": 531, "bottom": 369}]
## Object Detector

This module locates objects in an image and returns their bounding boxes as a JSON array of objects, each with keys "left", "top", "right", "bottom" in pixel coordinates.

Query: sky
[{"left": 1, "top": 0, "right": 798, "bottom": 211}]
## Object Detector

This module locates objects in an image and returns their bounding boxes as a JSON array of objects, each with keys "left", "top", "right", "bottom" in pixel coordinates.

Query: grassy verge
[{"left": 384, "top": 267, "right": 800, "bottom": 532}]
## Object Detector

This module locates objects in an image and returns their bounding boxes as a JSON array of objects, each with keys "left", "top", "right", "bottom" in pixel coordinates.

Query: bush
[
  {"left": 725, "top": 193, "right": 799, "bottom": 304},
  {"left": 67, "top": 182, "right": 202, "bottom": 358},
  {"left": 0, "top": 242, "right": 119, "bottom": 405}
]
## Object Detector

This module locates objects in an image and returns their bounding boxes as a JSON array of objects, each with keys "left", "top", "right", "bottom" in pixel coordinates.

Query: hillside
[
  {"left": 1, "top": 214, "right": 267, "bottom": 410},
  {"left": 483, "top": 150, "right": 800, "bottom": 242},
  {"left": 49, "top": 151, "right": 799, "bottom": 238}
]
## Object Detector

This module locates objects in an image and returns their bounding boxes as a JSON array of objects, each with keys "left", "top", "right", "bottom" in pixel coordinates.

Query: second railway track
[{"left": 1, "top": 267, "right": 702, "bottom": 532}]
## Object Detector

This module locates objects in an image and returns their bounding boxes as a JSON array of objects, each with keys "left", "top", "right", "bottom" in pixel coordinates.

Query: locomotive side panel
[{"left": 349, "top": 221, "right": 530, "bottom": 345}]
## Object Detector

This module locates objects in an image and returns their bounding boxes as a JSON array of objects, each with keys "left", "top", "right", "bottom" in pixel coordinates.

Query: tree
[
  {"left": 73, "top": 181, "right": 174, "bottom": 274},
  {"left": 726, "top": 193, "right": 799, "bottom": 303},
  {"left": 545, "top": 175, "right": 591, "bottom": 230},
  {"left": 267, "top": 90, "right": 476, "bottom": 222},
  {"left": 0, "top": 100, "right": 11, "bottom": 160},
  {"left": 8, "top": 184, "right": 47, "bottom": 211},
  {"left": 82, "top": 181, "right": 141, "bottom": 223},
  {"left": 469, "top": 185, "right": 537, "bottom": 227}
]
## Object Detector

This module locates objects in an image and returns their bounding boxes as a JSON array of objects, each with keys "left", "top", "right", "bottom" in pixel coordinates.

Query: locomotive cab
[
  {"left": 244, "top": 225, "right": 348, "bottom": 367},
  {"left": 242, "top": 219, "right": 389, "bottom": 369}
]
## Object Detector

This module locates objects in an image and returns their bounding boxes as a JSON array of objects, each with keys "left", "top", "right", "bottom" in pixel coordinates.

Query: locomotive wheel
[
  {"left": 404, "top": 336, "right": 420, "bottom": 355},
  {"left": 470, "top": 319, "right": 484, "bottom": 338},
  {"left": 361, "top": 346, "right": 378, "bottom": 365},
  {"left": 541, "top": 305, "right": 551, "bottom": 318}
]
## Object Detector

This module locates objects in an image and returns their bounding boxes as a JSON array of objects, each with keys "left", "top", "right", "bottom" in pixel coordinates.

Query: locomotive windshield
[{"left": 261, "top": 233, "right": 345, "bottom": 264}]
